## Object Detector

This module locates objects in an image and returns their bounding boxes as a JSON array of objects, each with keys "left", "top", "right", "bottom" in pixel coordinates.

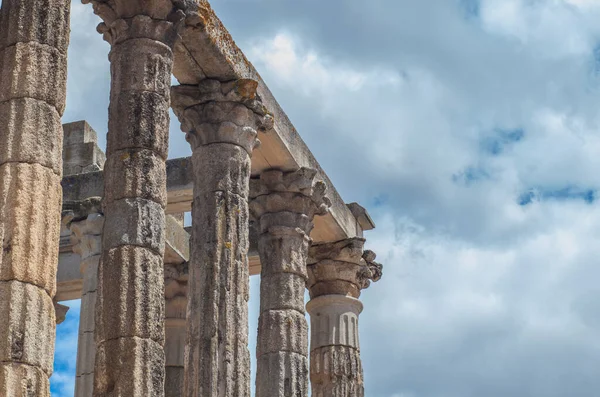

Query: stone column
[
  {"left": 171, "top": 79, "right": 272, "bottom": 397},
  {"left": 249, "top": 168, "right": 331, "bottom": 397},
  {"left": 68, "top": 207, "right": 104, "bottom": 397},
  {"left": 82, "top": 1, "right": 185, "bottom": 395},
  {"left": 164, "top": 262, "right": 188, "bottom": 397},
  {"left": 306, "top": 239, "right": 383, "bottom": 397},
  {"left": 0, "top": 0, "right": 70, "bottom": 395}
]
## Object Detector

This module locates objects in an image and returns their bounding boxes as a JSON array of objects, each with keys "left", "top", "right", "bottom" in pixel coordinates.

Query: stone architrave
[
  {"left": 171, "top": 79, "right": 273, "bottom": 397},
  {"left": 249, "top": 168, "right": 332, "bottom": 397},
  {"left": 164, "top": 262, "right": 188, "bottom": 397},
  {"left": 81, "top": 1, "right": 187, "bottom": 395},
  {"left": 306, "top": 238, "right": 383, "bottom": 397},
  {"left": 63, "top": 199, "right": 104, "bottom": 397},
  {"left": 0, "top": 0, "right": 70, "bottom": 395}
]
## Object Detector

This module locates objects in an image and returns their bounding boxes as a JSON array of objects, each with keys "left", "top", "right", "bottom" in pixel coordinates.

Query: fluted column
[
  {"left": 82, "top": 1, "right": 186, "bottom": 395},
  {"left": 171, "top": 79, "right": 273, "bottom": 397},
  {"left": 67, "top": 203, "right": 104, "bottom": 397},
  {"left": 164, "top": 262, "right": 188, "bottom": 397},
  {"left": 307, "top": 239, "right": 383, "bottom": 397},
  {"left": 0, "top": 0, "right": 70, "bottom": 395},
  {"left": 249, "top": 168, "right": 331, "bottom": 397}
]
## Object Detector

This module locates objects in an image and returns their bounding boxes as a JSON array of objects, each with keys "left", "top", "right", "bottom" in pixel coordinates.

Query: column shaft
[
  {"left": 87, "top": 7, "right": 185, "bottom": 396},
  {"left": 70, "top": 212, "right": 104, "bottom": 397},
  {"left": 0, "top": 0, "right": 70, "bottom": 395},
  {"left": 307, "top": 239, "right": 383, "bottom": 397},
  {"left": 171, "top": 79, "right": 272, "bottom": 397},
  {"left": 307, "top": 295, "right": 364, "bottom": 397},
  {"left": 250, "top": 168, "right": 331, "bottom": 397},
  {"left": 164, "top": 262, "right": 188, "bottom": 397}
]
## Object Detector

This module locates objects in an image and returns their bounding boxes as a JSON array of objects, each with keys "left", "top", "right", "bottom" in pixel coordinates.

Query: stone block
[
  {"left": 63, "top": 142, "right": 105, "bottom": 176},
  {"left": 63, "top": 120, "right": 98, "bottom": 146},
  {"left": 0, "top": 42, "right": 67, "bottom": 114},
  {"left": 102, "top": 198, "right": 166, "bottom": 254},
  {"left": 96, "top": 246, "right": 165, "bottom": 343},
  {"left": 0, "top": 362, "right": 50, "bottom": 397},
  {"left": 107, "top": 91, "right": 169, "bottom": 159},
  {"left": 104, "top": 149, "right": 167, "bottom": 207},
  {"left": 94, "top": 337, "right": 164, "bottom": 396},
  {"left": 0, "top": 163, "right": 61, "bottom": 295},
  {"left": 0, "top": 98, "right": 63, "bottom": 175},
  {"left": 0, "top": 0, "right": 70, "bottom": 53},
  {"left": 257, "top": 310, "right": 308, "bottom": 356},
  {"left": 256, "top": 351, "right": 308, "bottom": 397},
  {"left": 259, "top": 273, "right": 306, "bottom": 313},
  {"left": 0, "top": 280, "right": 55, "bottom": 376},
  {"left": 110, "top": 39, "right": 173, "bottom": 99}
]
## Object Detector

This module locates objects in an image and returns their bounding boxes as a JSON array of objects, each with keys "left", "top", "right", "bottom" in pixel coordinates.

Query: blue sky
[{"left": 52, "top": 0, "right": 600, "bottom": 396}]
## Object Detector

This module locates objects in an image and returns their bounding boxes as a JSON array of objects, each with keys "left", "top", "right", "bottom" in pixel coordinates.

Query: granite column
[
  {"left": 64, "top": 201, "right": 104, "bottom": 397},
  {"left": 82, "top": 1, "right": 185, "bottom": 395},
  {"left": 249, "top": 168, "right": 331, "bottom": 397},
  {"left": 307, "top": 239, "right": 383, "bottom": 397},
  {"left": 0, "top": 0, "right": 70, "bottom": 395},
  {"left": 172, "top": 79, "right": 273, "bottom": 397}
]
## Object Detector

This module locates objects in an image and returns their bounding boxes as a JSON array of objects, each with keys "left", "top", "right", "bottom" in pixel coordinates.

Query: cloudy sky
[{"left": 49, "top": 0, "right": 600, "bottom": 396}]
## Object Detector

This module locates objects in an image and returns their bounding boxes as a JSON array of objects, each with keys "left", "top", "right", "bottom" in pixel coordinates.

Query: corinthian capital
[
  {"left": 308, "top": 238, "right": 383, "bottom": 298},
  {"left": 171, "top": 79, "right": 274, "bottom": 154},
  {"left": 82, "top": 0, "right": 188, "bottom": 45},
  {"left": 249, "top": 168, "right": 331, "bottom": 235}
]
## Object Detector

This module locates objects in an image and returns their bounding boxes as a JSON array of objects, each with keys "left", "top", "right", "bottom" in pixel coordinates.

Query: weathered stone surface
[
  {"left": 110, "top": 39, "right": 173, "bottom": 99},
  {"left": 306, "top": 240, "right": 383, "bottom": 397},
  {"left": 96, "top": 246, "right": 165, "bottom": 343},
  {"left": 172, "top": 79, "right": 273, "bottom": 155},
  {"left": 164, "top": 262, "right": 188, "bottom": 397},
  {"left": 172, "top": 80, "right": 268, "bottom": 397},
  {"left": 0, "top": 0, "right": 68, "bottom": 394},
  {"left": 70, "top": 212, "right": 104, "bottom": 397},
  {"left": 310, "top": 346, "right": 363, "bottom": 397},
  {"left": 104, "top": 149, "right": 167, "bottom": 207},
  {"left": 0, "top": 163, "right": 62, "bottom": 295},
  {"left": 0, "top": 363, "right": 50, "bottom": 397},
  {"left": 0, "top": 43, "right": 67, "bottom": 114},
  {"left": 308, "top": 239, "right": 383, "bottom": 299},
  {"left": 0, "top": 98, "right": 63, "bottom": 175},
  {"left": 102, "top": 198, "right": 166, "bottom": 255},
  {"left": 94, "top": 337, "right": 165, "bottom": 396},
  {"left": 257, "top": 310, "right": 308, "bottom": 355},
  {"left": 184, "top": 186, "right": 251, "bottom": 397},
  {"left": 191, "top": 144, "right": 251, "bottom": 197},
  {"left": 255, "top": 352, "right": 309, "bottom": 397},
  {"left": 0, "top": 0, "right": 71, "bottom": 53},
  {"left": 62, "top": 121, "right": 106, "bottom": 177},
  {"left": 0, "top": 281, "right": 55, "bottom": 376},
  {"left": 106, "top": 90, "right": 170, "bottom": 159},
  {"left": 250, "top": 167, "right": 331, "bottom": 397}
]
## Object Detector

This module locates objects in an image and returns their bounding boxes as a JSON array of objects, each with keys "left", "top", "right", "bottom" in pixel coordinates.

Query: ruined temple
[{"left": 0, "top": 1, "right": 383, "bottom": 396}]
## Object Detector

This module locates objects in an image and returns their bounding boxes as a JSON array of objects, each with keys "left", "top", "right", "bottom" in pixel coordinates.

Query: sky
[{"left": 47, "top": 0, "right": 600, "bottom": 396}]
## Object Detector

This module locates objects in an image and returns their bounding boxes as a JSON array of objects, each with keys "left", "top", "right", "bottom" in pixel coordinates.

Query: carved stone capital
[
  {"left": 249, "top": 168, "right": 331, "bottom": 235},
  {"left": 82, "top": 0, "right": 187, "bottom": 45},
  {"left": 308, "top": 238, "right": 383, "bottom": 298},
  {"left": 70, "top": 213, "right": 104, "bottom": 277},
  {"left": 164, "top": 262, "right": 188, "bottom": 320},
  {"left": 171, "top": 79, "right": 273, "bottom": 154}
]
